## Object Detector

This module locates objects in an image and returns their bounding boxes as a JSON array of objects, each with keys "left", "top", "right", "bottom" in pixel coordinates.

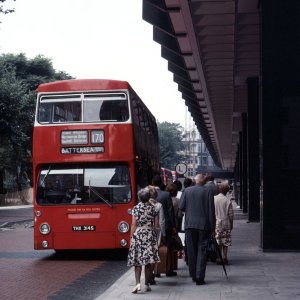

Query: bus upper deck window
[
  {"left": 84, "top": 99, "right": 129, "bottom": 122},
  {"left": 38, "top": 101, "right": 81, "bottom": 124},
  {"left": 38, "top": 94, "right": 82, "bottom": 124},
  {"left": 83, "top": 100, "right": 102, "bottom": 122},
  {"left": 38, "top": 103, "right": 52, "bottom": 123},
  {"left": 99, "top": 100, "right": 129, "bottom": 122},
  {"left": 83, "top": 93, "right": 129, "bottom": 123},
  {"left": 53, "top": 102, "right": 81, "bottom": 123}
]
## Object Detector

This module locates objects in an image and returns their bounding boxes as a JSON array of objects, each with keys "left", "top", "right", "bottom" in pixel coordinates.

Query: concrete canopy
[{"left": 143, "top": 0, "right": 260, "bottom": 170}]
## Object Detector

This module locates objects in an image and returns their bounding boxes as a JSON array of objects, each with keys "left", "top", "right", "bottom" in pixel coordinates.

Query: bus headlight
[
  {"left": 39, "top": 223, "right": 51, "bottom": 235},
  {"left": 118, "top": 221, "right": 129, "bottom": 233}
]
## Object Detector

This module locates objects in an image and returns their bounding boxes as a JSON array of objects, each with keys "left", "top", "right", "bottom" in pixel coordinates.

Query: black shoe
[
  {"left": 149, "top": 278, "right": 156, "bottom": 285},
  {"left": 154, "top": 273, "right": 161, "bottom": 278},
  {"left": 166, "top": 271, "right": 177, "bottom": 277},
  {"left": 192, "top": 277, "right": 196, "bottom": 282},
  {"left": 196, "top": 279, "right": 206, "bottom": 285}
]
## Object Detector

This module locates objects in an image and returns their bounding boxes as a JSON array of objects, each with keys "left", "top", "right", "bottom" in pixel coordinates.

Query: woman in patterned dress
[
  {"left": 214, "top": 181, "right": 234, "bottom": 265},
  {"left": 127, "top": 187, "right": 160, "bottom": 293}
]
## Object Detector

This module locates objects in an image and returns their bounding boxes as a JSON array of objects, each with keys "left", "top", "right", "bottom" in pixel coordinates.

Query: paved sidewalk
[
  {"left": 95, "top": 209, "right": 300, "bottom": 300},
  {"left": 0, "top": 205, "right": 33, "bottom": 210}
]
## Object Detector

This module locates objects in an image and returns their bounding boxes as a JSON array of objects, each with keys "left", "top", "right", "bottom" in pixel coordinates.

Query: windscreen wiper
[
  {"left": 89, "top": 186, "right": 113, "bottom": 208},
  {"left": 41, "top": 165, "right": 51, "bottom": 186}
]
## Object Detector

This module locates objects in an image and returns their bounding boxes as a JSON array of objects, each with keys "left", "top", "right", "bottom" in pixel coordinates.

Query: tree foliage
[
  {"left": 0, "top": 0, "right": 15, "bottom": 22},
  {"left": 0, "top": 53, "right": 72, "bottom": 201},
  {"left": 158, "top": 121, "right": 184, "bottom": 170}
]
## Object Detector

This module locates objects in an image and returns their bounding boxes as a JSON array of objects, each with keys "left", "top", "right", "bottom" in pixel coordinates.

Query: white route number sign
[{"left": 175, "top": 163, "right": 187, "bottom": 175}]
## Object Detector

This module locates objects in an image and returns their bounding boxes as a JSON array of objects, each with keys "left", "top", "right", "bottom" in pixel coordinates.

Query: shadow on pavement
[{"left": 45, "top": 248, "right": 129, "bottom": 261}]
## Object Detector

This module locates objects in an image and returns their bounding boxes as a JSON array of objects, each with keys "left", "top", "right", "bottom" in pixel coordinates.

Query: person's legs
[
  {"left": 219, "top": 243, "right": 223, "bottom": 259},
  {"left": 149, "top": 263, "right": 156, "bottom": 284},
  {"left": 195, "top": 230, "right": 209, "bottom": 284},
  {"left": 186, "top": 228, "right": 197, "bottom": 280},
  {"left": 134, "top": 266, "right": 142, "bottom": 284},
  {"left": 145, "top": 264, "right": 152, "bottom": 285},
  {"left": 222, "top": 229, "right": 231, "bottom": 264},
  {"left": 184, "top": 235, "right": 188, "bottom": 265},
  {"left": 144, "top": 264, "right": 152, "bottom": 291},
  {"left": 216, "top": 245, "right": 223, "bottom": 264},
  {"left": 223, "top": 246, "right": 229, "bottom": 264},
  {"left": 216, "top": 229, "right": 228, "bottom": 264},
  {"left": 132, "top": 266, "right": 142, "bottom": 293}
]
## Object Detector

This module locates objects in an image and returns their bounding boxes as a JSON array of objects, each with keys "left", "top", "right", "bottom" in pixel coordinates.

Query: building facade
[{"left": 181, "top": 127, "right": 220, "bottom": 177}]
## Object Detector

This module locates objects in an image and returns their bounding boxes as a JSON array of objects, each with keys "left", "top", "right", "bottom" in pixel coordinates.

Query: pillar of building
[
  {"left": 238, "top": 132, "right": 243, "bottom": 210},
  {"left": 242, "top": 113, "right": 248, "bottom": 214},
  {"left": 234, "top": 147, "right": 241, "bottom": 206},
  {"left": 247, "top": 77, "right": 260, "bottom": 222},
  {"left": 261, "top": 0, "right": 300, "bottom": 249}
]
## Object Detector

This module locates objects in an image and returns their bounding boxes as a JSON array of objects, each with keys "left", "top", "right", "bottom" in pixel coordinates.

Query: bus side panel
[{"left": 129, "top": 87, "right": 160, "bottom": 186}]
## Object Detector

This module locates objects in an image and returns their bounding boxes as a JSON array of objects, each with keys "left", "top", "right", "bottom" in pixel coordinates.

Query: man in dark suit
[
  {"left": 204, "top": 173, "right": 219, "bottom": 196},
  {"left": 152, "top": 175, "right": 177, "bottom": 276},
  {"left": 179, "top": 173, "right": 216, "bottom": 285}
]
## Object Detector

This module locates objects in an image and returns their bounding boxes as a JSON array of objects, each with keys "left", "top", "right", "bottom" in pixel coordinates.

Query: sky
[{"left": 0, "top": 0, "right": 192, "bottom": 128}]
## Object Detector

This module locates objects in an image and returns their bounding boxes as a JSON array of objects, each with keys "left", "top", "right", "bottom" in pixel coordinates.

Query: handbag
[
  {"left": 206, "top": 235, "right": 218, "bottom": 262},
  {"left": 171, "top": 233, "right": 183, "bottom": 251}
]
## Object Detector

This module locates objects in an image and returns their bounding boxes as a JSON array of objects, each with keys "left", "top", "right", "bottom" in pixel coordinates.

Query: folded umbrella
[{"left": 212, "top": 236, "right": 228, "bottom": 280}]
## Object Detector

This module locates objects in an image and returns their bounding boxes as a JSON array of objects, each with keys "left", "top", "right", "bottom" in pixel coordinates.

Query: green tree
[
  {"left": 158, "top": 121, "right": 184, "bottom": 170},
  {"left": 1, "top": 53, "right": 73, "bottom": 90},
  {"left": 0, "top": 53, "right": 72, "bottom": 202},
  {"left": 0, "top": 0, "right": 15, "bottom": 17},
  {"left": 0, "top": 64, "right": 32, "bottom": 200}
]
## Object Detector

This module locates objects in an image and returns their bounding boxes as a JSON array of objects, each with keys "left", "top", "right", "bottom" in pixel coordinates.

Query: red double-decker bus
[{"left": 33, "top": 79, "right": 160, "bottom": 251}]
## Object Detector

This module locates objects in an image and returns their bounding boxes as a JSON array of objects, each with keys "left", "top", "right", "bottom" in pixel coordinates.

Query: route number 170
[{"left": 91, "top": 130, "right": 104, "bottom": 144}]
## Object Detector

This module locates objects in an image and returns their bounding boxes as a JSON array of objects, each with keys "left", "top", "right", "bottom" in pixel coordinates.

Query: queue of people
[{"left": 127, "top": 173, "right": 234, "bottom": 293}]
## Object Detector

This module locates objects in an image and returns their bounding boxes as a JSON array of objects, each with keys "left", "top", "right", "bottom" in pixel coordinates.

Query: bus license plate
[{"left": 72, "top": 225, "right": 96, "bottom": 231}]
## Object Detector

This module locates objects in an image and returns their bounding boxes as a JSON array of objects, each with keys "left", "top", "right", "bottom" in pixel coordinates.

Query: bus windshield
[
  {"left": 37, "top": 164, "right": 131, "bottom": 205},
  {"left": 38, "top": 92, "right": 129, "bottom": 124}
]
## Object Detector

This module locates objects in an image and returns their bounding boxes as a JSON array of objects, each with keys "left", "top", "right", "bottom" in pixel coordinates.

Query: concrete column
[
  {"left": 234, "top": 148, "right": 241, "bottom": 206},
  {"left": 261, "top": 0, "right": 300, "bottom": 249},
  {"left": 247, "top": 77, "right": 260, "bottom": 222},
  {"left": 242, "top": 113, "right": 248, "bottom": 214},
  {"left": 238, "top": 133, "right": 243, "bottom": 210}
]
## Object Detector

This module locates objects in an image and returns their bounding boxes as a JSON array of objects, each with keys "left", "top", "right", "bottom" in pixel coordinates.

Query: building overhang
[{"left": 143, "top": 0, "right": 260, "bottom": 170}]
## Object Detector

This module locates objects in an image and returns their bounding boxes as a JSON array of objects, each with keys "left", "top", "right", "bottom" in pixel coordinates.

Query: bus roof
[{"left": 37, "top": 79, "right": 130, "bottom": 93}]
